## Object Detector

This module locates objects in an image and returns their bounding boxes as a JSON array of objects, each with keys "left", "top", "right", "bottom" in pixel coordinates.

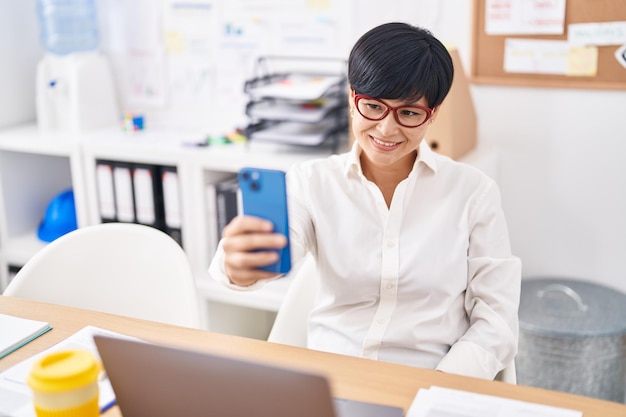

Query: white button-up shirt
[{"left": 210, "top": 140, "right": 521, "bottom": 380}]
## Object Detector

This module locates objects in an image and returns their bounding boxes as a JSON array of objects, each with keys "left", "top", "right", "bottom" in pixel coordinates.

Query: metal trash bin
[{"left": 517, "top": 278, "right": 626, "bottom": 403}]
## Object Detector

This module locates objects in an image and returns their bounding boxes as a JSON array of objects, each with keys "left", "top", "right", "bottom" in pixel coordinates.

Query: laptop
[{"left": 94, "top": 335, "right": 404, "bottom": 417}]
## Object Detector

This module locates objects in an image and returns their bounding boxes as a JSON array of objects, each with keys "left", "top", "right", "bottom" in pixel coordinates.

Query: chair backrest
[
  {"left": 267, "top": 254, "right": 318, "bottom": 346},
  {"left": 3, "top": 223, "right": 203, "bottom": 328},
  {"left": 268, "top": 255, "right": 517, "bottom": 384}
]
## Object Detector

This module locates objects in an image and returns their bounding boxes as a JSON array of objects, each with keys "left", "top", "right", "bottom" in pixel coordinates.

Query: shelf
[
  {"left": 192, "top": 142, "right": 334, "bottom": 171},
  {"left": 0, "top": 123, "right": 80, "bottom": 156},
  {"left": 81, "top": 128, "right": 205, "bottom": 165},
  {"left": 195, "top": 272, "right": 293, "bottom": 312},
  {"left": 3, "top": 231, "right": 47, "bottom": 268}
]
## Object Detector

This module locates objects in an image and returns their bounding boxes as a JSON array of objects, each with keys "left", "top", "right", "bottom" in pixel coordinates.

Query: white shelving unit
[
  {"left": 0, "top": 123, "right": 496, "bottom": 339},
  {"left": 0, "top": 123, "right": 336, "bottom": 339},
  {"left": 0, "top": 126, "right": 88, "bottom": 287}
]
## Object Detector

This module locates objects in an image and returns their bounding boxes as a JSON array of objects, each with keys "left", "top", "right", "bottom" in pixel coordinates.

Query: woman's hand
[{"left": 221, "top": 215, "right": 288, "bottom": 287}]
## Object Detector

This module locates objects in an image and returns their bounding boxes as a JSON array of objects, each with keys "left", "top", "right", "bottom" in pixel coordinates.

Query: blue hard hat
[{"left": 37, "top": 189, "right": 78, "bottom": 242}]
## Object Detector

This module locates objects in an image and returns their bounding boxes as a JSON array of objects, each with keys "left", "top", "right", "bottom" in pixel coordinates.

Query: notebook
[
  {"left": 94, "top": 335, "right": 404, "bottom": 417},
  {"left": 0, "top": 314, "right": 52, "bottom": 360}
]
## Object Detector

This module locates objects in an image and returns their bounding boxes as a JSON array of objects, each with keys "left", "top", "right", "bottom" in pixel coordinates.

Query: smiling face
[
  {"left": 350, "top": 89, "right": 437, "bottom": 176},
  {"left": 347, "top": 23, "right": 453, "bottom": 181}
]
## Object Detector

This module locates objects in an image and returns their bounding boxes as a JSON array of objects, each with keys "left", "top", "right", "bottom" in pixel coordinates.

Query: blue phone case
[{"left": 238, "top": 167, "right": 291, "bottom": 274}]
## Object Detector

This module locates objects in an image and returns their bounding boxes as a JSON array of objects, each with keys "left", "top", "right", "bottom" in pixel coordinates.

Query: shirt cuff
[{"left": 435, "top": 341, "right": 503, "bottom": 380}]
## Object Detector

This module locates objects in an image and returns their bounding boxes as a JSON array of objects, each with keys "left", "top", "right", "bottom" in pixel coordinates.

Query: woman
[{"left": 209, "top": 22, "right": 521, "bottom": 380}]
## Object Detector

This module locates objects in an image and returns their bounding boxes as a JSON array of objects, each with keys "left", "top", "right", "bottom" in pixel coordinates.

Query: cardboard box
[{"left": 425, "top": 46, "right": 477, "bottom": 160}]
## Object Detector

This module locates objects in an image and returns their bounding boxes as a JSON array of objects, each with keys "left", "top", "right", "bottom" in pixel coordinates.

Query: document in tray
[
  {"left": 248, "top": 97, "right": 341, "bottom": 123},
  {"left": 407, "top": 386, "right": 582, "bottom": 417},
  {"left": 251, "top": 121, "right": 337, "bottom": 146},
  {"left": 248, "top": 75, "right": 343, "bottom": 101},
  {"left": 0, "top": 314, "right": 52, "bottom": 360},
  {"left": 0, "top": 326, "right": 138, "bottom": 417}
]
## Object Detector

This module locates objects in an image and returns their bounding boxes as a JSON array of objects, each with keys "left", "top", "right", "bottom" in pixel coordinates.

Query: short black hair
[{"left": 348, "top": 22, "right": 454, "bottom": 108}]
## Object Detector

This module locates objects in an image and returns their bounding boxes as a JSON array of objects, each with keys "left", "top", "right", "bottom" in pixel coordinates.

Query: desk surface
[{"left": 1, "top": 296, "right": 625, "bottom": 417}]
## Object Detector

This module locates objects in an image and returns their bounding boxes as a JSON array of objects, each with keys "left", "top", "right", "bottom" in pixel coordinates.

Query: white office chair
[
  {"left": 2, "top": 222, "right": 203, "bottom": 328},
  {"left": 268, "top": 254, "right": 517, "bottom": 384},
  {"left": 267, "top": 254, "right": 318, "bottom": 346}
]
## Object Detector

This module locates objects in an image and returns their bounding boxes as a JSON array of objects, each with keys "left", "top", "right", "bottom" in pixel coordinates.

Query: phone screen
[{"left": 238, "top": 167, "right": 291, "bottom": 274}]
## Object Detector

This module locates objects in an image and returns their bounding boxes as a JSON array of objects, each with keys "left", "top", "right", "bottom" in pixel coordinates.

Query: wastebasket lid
[{"left": 519, "top": 278, "right": 626, "bottom": 337}]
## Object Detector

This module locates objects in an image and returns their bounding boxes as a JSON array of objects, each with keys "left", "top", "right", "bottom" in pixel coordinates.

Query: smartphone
[{"left": 238, "top": 167, "right": 291, "bottom": 274}]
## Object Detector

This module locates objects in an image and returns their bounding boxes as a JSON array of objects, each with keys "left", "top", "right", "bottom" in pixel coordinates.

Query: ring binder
[
  {"left": 112, "top": 162, "right": 135, "bottom": 223},
  {"left": 94, "top": 161, "right": 182, "bottom": 247},
  {"left": 133, "top": 165, "right": 159, "bottom": 227},
  {"left": 161, "top": 166, "right": 183, "bottom": 246},
  {"left": 95, "top": 161, "right": 116, "bottom": 222}
]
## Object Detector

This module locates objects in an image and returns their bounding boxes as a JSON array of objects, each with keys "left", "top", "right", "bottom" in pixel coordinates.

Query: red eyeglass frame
[{"left": 354, "top": 94, "right": 434, "bottom": 128}]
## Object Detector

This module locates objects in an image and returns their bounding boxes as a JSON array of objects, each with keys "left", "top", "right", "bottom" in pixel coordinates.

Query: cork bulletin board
[{"left": 470, "top": 0, "right": 626, "bottom": 90}]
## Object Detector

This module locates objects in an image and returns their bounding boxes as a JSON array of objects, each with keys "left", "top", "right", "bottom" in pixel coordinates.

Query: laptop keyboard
[{"left": 333, "top": 397, "right": 404, "bottom": 417}]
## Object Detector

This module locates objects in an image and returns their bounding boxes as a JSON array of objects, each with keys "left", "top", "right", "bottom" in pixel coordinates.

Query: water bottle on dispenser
[{"left": 36, "top": 0, "right": 119, "bottom": 132}]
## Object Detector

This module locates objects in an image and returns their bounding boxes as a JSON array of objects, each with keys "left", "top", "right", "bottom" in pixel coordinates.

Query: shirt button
[
  {"left": 386, "top": 283, "right": 394, "bottom": 290},
  {"left": 386, "top": 240, "right": 395, "bottom": 248},
  {"left": 377, "top": 318, "right": 386, "bottom": 324}
]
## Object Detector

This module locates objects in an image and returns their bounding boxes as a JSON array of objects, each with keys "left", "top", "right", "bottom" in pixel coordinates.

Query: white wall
[
  {"left": 476, "top": 85, "right": 626, "bottom": 293},
  {"left": 0, "top": 0, "right": 41, "bottom": 128},
  {"left": 408, "top": 1, "right": 626, "bottom": 294}
]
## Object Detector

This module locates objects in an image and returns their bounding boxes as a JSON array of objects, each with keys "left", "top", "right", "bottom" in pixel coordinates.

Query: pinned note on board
[
  {"left": 568, "top": 21, "right": 626, "bottom": 47},
  {"left": 484, "top": 0, "right": 566, "bottom": 35},
  {"left": 566, "top": 46, "right": 598, "bottom": 76},
  {"left": 472, "top": 0, "right": 626, "bottom": 90}
]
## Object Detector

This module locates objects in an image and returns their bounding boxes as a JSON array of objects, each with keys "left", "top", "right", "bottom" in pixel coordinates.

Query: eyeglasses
[{"left": 354, "top": 94, "right": 434, "bottom": 128}]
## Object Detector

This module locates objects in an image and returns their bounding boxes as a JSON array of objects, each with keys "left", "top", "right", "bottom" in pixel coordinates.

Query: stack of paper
[
  {"left": 250, "top": 120, "right": 338, "bottom": 146},
  {"left": 247, "top": 75, "right": 343, "bottom": 101},
  {"left": 0, "top": 314, "right": 52, "bottom": 360},
  {"left": 248, "top": 97, "right": 341, "bottom": 123},
  {"left": 407, "top": 386, "right": 582, "bottom": 417},
  {"left": 0, "top": 326, "right": 134, "bottom": 417}
]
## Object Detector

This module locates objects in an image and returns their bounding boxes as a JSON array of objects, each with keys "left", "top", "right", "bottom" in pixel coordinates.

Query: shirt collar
[
  {"left": 344, "top": 141, "right": 362, "bottom": 177},
  {"left": 344, "top": 139, "right": 438, "bottom": 177},
  {"left": 416, "top": 139, "right": 438, "bottom": 173}
]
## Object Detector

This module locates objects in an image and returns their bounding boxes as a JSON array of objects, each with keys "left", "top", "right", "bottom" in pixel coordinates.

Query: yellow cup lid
[{"left": 28, "top": 350, "right": 100, "bottom": 393}]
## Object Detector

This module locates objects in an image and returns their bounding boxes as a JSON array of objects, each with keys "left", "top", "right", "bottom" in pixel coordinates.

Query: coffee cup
[{"left": 27, "top": 350, "right": 100, "bottom": 417}]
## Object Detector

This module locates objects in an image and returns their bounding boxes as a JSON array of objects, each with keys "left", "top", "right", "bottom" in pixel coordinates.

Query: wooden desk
[{"left": 2, "top": 296, "right": 625, "bottom": 417}]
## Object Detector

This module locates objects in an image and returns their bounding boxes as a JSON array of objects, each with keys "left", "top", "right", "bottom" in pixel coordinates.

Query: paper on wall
[
  {"left": 566, "top": 46, "right": 598, "bottom": 76},
  {"left": 504, "top": 39, "right": 569, "bottom": 75},
  {"left": 568, "top": 21, "right": 626, "bottom": 47},
  {"left": 485, "top": 0, "right": 566, "bottom": 35}
]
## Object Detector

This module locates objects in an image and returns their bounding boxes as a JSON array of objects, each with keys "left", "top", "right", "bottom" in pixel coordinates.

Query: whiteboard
[{"left": 95, "top": 0, "right": 465, "bottom": 134}]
